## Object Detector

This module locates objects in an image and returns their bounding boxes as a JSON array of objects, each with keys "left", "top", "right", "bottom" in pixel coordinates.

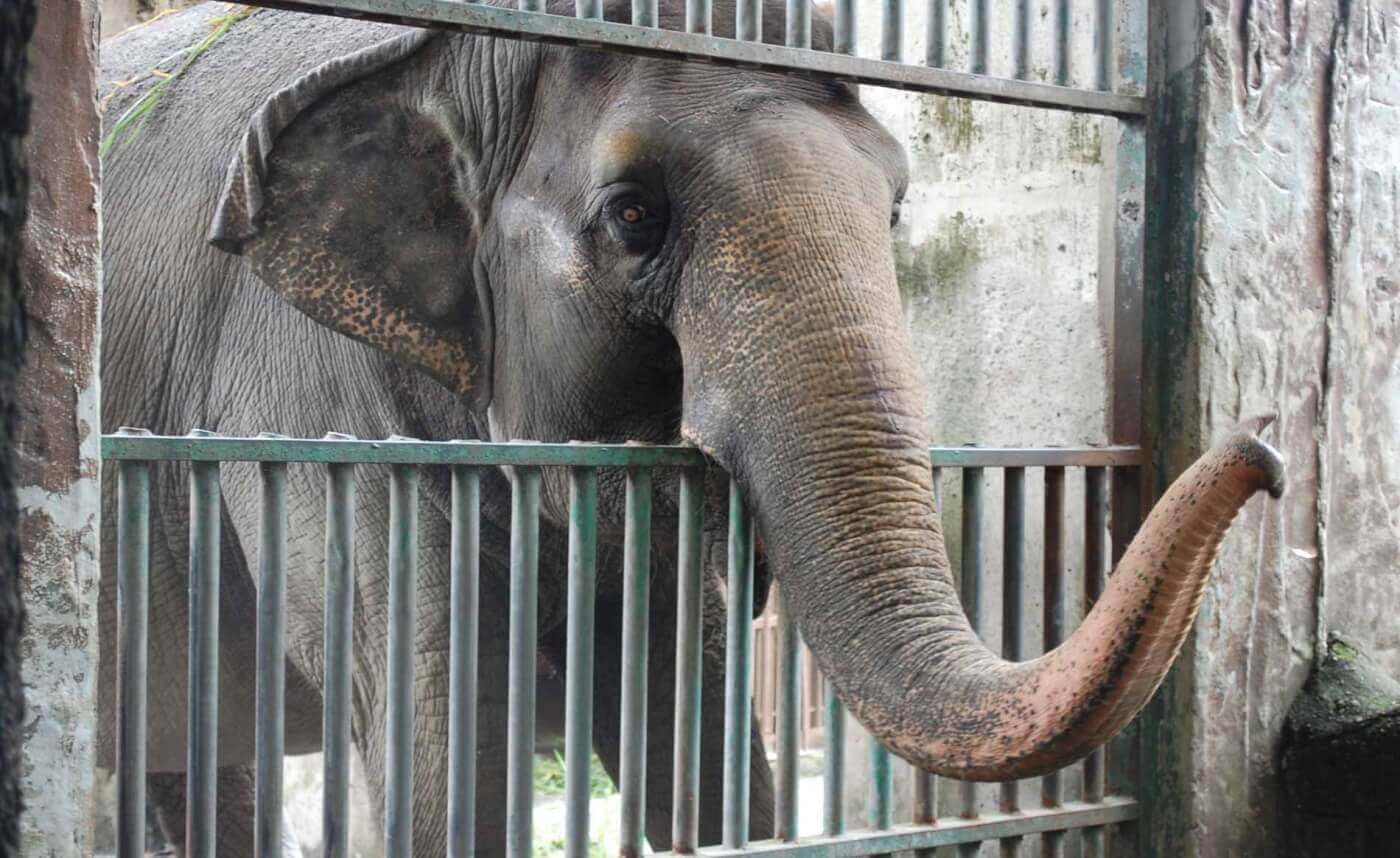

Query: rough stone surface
[
  {"left": 1144, "top": 1, "right": 1400, "bottom": 855},
  {"left": 17, "top": 0, "right": 103, "bottom": 854}
]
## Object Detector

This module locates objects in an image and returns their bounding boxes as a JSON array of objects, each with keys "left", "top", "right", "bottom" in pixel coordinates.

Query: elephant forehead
[{"left": 590, "top": 125, "right": 665, "bottom": 182}]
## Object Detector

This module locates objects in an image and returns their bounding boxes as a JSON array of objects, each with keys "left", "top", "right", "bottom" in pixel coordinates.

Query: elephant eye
[{"left": 620, "top": 204, "right": 648, "bottom": 224}]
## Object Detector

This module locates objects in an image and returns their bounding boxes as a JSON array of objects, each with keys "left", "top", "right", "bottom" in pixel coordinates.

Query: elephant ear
[{"left": 209, "top": 30, "right": 492, "bottom": 407}]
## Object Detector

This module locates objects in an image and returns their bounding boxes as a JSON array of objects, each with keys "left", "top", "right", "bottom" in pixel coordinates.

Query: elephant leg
[
  {"left": 148, "top": 764, "right": 265, "bottom": 857},
  {"left": 583, "top": 575, "right": 775, "bottom": 851}
]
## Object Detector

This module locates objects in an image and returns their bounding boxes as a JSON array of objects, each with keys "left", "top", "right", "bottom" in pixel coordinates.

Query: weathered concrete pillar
[
  {"left": 1142, "top": 1, "right": 1400, "bottom": 855},
  {"left": 16, "top": 0, "right": 103, "bottom": 854}
]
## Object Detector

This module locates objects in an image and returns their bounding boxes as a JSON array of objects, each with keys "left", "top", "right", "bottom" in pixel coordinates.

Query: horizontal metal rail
[
  {"left": 109, "top": 433, "right": 1143, "bottom": 857},
  {"left": 671, "top": 799, "right": 1138, "bottom": 856},
  {"left": 237, "top": 0, "right": 1144, "bottom": 117},
  {"left": 102, "top": 434, "right": 1145, "bottom": 467}
]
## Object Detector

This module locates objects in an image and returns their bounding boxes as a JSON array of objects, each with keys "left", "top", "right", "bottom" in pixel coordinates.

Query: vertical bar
[
  {"left": 115, "top": 448, "right": 150, "bottom": 858},
  {"left": 833, "top": 0, "right": 856, "bottom": 55},
  {"left": 1082, "top": 466, "right": 1108, "bottom": 858},
  {"left": 925, "top": 0, "right": 945, "bottom": 67},
  {"left": 869, "top": 739, "right": 893, "bottom": 832},
  {"left": 565, "top": 466, "right": 599, "bottom": 858},
  {"left": 784, "top": 0, "right": 810, "bottom": 48},
  {"left": 385, "top": 463, "right": 419, "bottom": 857},
  {"left": 737, "top": 0, "right": 760, "bottom": 41},
  {"left": 775, "top": 589, "right": 801, "bottom": 841},
  {"left": 672, "top": 467, "right": 705, "bottom": 852},
  {"left": 186, "top": 434, "right": 221, "bottom": 858},
  {"left": 576, "top": 0, "right": 602, "bottom": 19},
  {"left": 620, "top": 468, "right": 653, "bottom": 855},
  {"left": 881, "top": 0, "right": 902, "bottom": 61},
  {"left": 631, "top": 0, "right": 657, "bottom": 27},
  {"left": 956, "top": 467, "right": 983, "bottom": 858},
  {"left": 998, "top": 467, "right": 1025, "bottom": 858},
  {"left": 519, "top": 0, "right": 544, "bottom": 14},
  {"left": 1014, "top": 0, "right": 1031, "bottom": 79},
  {"left": 447, "top": 466, "right": 481, "bottom": 858},
  {"left": 507, "top": 467, "right": 542, "bottom": 858},
  {"left": 686, "top": 0, "right": 711, "bottom": 34},
  {"left": 1041, "top": 466, "right": 1066, "bottom": 858},
  {"left": 722, "top": 479, "right": 755, "bottom": 849},
  {"left": 323, "top": 445, "right": 357, "bottom": 858},
  {"left": 255, "top": 446, "right": 288, "bottom": 858},
  {"left": 1094, "top": 0, "right": 1112, "bottom": 90},
  {"left": 969, "top": 0, "right": 988, "bottom": 74},
  {"left": 912, "top": 467, "right": 942, "bottom": 855},
  {"left": 1054, "top": 0, "right": 1071, "bottom": 85},
  {"left": 823, "top": 683, "right": 846, "bottom": 837}
]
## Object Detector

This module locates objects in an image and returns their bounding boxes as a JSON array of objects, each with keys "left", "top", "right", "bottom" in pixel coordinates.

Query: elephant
[{"left": 96, "top": 0, "right": 1285, "bottom": 854}]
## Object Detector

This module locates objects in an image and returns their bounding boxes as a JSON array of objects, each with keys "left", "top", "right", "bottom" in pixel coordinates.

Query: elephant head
[{"left": 209, "top": 0, "right": 1283, "bottom": 781}]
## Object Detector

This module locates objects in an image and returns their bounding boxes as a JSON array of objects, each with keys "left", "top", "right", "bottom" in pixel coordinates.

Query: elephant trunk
[{"left": 672, "top": 149, "right": 1283, "bottom": 780}]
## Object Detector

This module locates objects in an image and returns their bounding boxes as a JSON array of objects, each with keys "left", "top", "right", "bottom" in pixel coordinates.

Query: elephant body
[{"left": 99, "top": 1, "right": 1283, "bottom": 855}]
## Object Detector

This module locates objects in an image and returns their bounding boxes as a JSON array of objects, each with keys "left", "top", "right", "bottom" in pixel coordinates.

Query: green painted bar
[
  {"left": 1082, "top": 466, "right": 1108, "bottom": 858},
  {"left": 386, "top": 464, "right": 419, "bottom": 856},
  {"left": 1055, "top": 0, "right": 1071, "bottom": 85},
  {"left": 576, "top": 0, "right": 601, "bottom": 20},
  {"left": 881, "top": 0, "right": 901, "bottom": 62},
  {"left": 969, "top": 0, "right": 988, "bottom": 74},
  {"left": 686, "top": 0, "right": 710, "bottom": 34},
  {"left": 101, "top": 435, "right": 1146, "bottom": 469},
  {"left": 323, "top": 454, "right": 357, "bottom": 858},
  {"left": 736, "top": 0, "right": 759, "bottom": 41},
  {"left": 957, "top": 467, "right": 983, "bottom": 858},
  {"left": 447, "top": 466, "right": 481, "bottom": 858},
  {"left": 1042, "top": 466, "right": 1066, "bottom": 858},
  {"left": 924, "top": 0, "right": 944, "bottom": 67},
  {"left": 255, "top": 454, "right": 289, "bottom": 858},
  {"left": 776, "top": 591, "right": 801, "bottom": 842},
  {"left": 507, "top": 468, "right": 543, "bottom": 858},
  {"left": 620, "top": 468, "right": 654, "bottom": 855},
  {"left": 912, "top": 468, "right": 942, "bottom": 858},
  {"left": 869, "top": 738, "right": 893, "bottom": 833},
  {"left": 722, "top": 479, "right": 755, "bottom": 849},
  {"left": 653, "top": 799, "right": 1139, "bottom": 857},
  {"left": 672, "top": 467, "right": 706, "bottom": 852},
  {"left": 115, "top": 454, "right": 150, "bottom": 858},
  {"left": 784, "top": 0, "right": 809, "bottom": 48},
  {"left": 186, "top": 444, "right": 222, "bottom": 858},
  {"left": 832, "top": 0, "right": 856, "bottom": 55},
  {"left": 631, "top": 0, "right": 657, "bottom": 26},
  {"left": 565, "top": 467, "right": 600, "bottom": 858},
  {"left": 823, "top": 684, "right": 845, "bottom": 837},
  {"left": 1000, "top": 467, "right": 1026, "bottom": 858}
]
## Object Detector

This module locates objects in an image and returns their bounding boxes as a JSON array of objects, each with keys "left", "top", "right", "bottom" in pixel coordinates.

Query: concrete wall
[
  {"left": 1143, "top": 0, "right": 1400, "bottom": 855},
  {"left": 18, "top": 0, "right": 103, "bottom": 855}
]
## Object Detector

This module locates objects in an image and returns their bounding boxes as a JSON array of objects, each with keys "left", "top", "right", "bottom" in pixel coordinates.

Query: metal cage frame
[{"left": 102, "top": 0, "right": 1152, "bottom": 854}]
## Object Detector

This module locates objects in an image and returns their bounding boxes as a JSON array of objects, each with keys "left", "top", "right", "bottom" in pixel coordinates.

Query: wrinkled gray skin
[{"left": 99, "top": 2, "right": 841, "bottom": 852}]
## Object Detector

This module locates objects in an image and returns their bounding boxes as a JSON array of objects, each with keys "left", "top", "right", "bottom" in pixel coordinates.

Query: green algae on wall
[{"left": 894, "top": 212, "right": 985, "bottom": 303}]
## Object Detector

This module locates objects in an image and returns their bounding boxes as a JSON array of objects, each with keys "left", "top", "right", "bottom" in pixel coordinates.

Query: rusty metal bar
[{"left": 1042, "top": 466, "right": 1066, "bottom": 858}]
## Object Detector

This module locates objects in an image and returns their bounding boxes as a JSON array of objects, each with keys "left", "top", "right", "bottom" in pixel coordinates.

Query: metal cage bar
[
  {"left": 115, "top": 446, "right": 150, "bottom": 858},
  {"left": 447, "top": 466, "right": 481, "bottom": 858},
  {"left": 254, "top": 451, "right": 288, "bottom": 858},
  {"left": 186, "top": 443, "right": 221, "bottom": 858},
  {"left": 619, "top": 467, "right": 654, "bottom": 854},
  {"left": 102, "top": 437, "right": 1149, "bottom": 857}
]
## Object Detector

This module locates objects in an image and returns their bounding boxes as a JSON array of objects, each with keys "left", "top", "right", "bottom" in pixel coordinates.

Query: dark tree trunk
[
  {"left": 1280, "top": 634, "right": 1400, "bottom": 857},
  {"left": 0, "top": 0, "right": 37, "bottom": 851}
]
